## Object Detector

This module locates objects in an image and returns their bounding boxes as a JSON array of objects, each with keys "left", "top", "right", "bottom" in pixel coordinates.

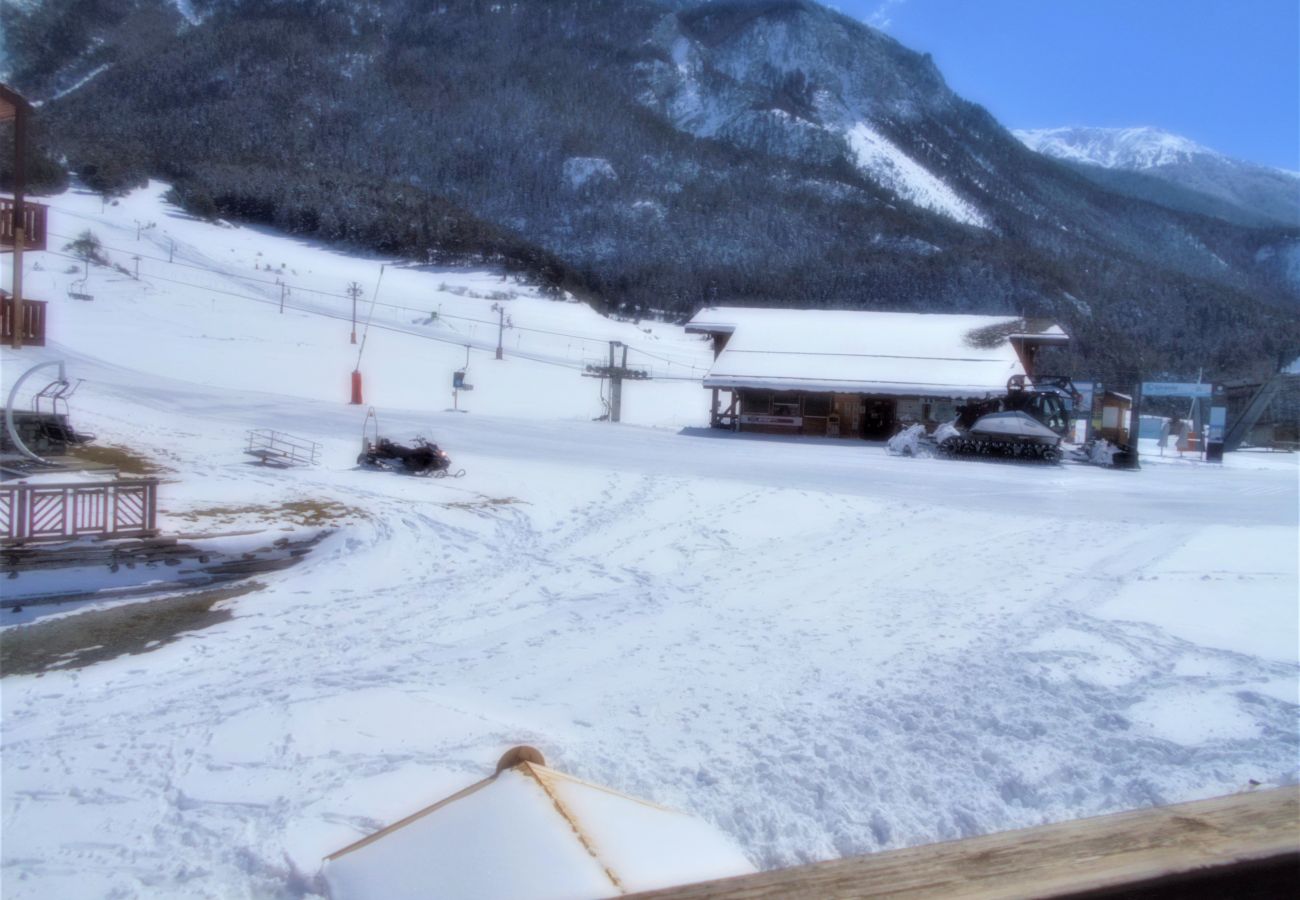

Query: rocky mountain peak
[{"left": 1015, "top": 126, "right": 1217, "bottom": 171}]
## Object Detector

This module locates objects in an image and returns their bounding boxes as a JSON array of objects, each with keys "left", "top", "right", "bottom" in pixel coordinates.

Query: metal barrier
[
  {"left": 0, "top": 478, "right": 159, "bottom": 543},
  {"left": 245, "top": 429, "right": 321, "bottom": 467}
]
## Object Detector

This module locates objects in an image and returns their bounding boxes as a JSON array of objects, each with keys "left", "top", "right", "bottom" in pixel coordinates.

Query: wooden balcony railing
[
  {"left": 1, "top": 198, "right": 47, "bottom": 252},
  {"left": 0, "top": 479, "right": 159, "bottom": 544},
  {"left": 0, "top": 293, "right": 46, "bottom": 346}
]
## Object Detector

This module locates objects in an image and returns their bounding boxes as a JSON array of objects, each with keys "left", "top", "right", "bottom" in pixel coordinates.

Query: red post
[{"left": 350, "top": 370, "right": 363, "bottom": 405}]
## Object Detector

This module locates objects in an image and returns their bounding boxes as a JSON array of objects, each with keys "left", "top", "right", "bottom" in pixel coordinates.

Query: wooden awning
[{"left": 0, "top": 84, "right": 31, "bottom": 122}]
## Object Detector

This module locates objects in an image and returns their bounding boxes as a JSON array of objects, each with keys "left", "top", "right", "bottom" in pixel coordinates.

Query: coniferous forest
[{"left": 5, "top": 0, "right": 1299, "bottom": 383}]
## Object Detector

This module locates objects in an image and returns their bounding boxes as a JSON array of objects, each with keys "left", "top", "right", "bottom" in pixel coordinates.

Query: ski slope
[{"left": 1, "top": 184, "right": 1297, "bottom": 899}]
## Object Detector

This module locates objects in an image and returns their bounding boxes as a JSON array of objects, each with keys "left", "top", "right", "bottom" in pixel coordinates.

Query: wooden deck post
[{"left": 9, "top": 90, "right": 26, "bottom": 350}]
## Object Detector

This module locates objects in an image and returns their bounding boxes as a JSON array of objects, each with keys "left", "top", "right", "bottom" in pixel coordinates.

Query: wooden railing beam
[{"left": 628, "top": 788, "right": 1299, "bottom": 900}]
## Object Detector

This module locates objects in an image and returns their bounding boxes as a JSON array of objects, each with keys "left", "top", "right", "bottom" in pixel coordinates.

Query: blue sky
[{"left": 832, "top": 0, "right": 1299, "bottom": 170}]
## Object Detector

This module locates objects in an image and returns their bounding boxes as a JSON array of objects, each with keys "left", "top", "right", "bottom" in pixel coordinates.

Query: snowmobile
[
  {"left": 356, "top": 409, "right": 465, "bottom": 477},
  {"left": 934, "top": 375, "right": 1079, "bottom": 463},
  {"left": 358, "top": 437, "right": 464, "bottom": 477}
]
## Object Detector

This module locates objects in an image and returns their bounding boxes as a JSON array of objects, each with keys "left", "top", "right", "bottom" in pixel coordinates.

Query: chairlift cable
[
  {"left": 35, "top": 247, "right": 699, "bottom": 377},
  {"left": 355, "top": 265, "right": 386, "bottom": 369}
]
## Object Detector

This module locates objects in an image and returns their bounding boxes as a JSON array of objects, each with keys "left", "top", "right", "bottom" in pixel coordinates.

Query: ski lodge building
[{"left": 686, "top": 307, "right": 1069, "bottom": 439}]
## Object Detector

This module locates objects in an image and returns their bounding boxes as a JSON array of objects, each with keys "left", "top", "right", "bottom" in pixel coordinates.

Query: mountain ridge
[
  {"left": 4, "top": 0, "right": 1298, "bottom": 381},
  {"left": 1015, "top": 126, "right": 1300, "bottom": 229}
]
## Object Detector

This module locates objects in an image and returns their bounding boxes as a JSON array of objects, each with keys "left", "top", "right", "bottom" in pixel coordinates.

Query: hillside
[{"left": 5, "top": 0, "right": 1299, "bottom": 382}]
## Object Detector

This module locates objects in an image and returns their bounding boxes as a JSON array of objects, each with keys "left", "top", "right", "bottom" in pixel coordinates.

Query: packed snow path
[{"left": 2, "top": 185, "right": 1297, "bottom": 898}]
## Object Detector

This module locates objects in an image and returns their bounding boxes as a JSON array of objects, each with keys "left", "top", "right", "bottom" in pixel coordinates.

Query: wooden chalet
[
  {"left": 2, "top": 83, "right": 49, "bottom": 348},
  {"left": 686, "top": 307, "right": 1069, "bottom": 439}
]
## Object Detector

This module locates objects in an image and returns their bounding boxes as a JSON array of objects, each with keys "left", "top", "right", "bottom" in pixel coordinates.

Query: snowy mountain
[
  {"left": 5, "top": 0, "right": 1300, "bottom": 380},
  {"left": 1016, "top": 126, "right": 1220, "bottom": 170},
  {"left": 1016, "top": 126, "right": 1300, "bottom": 228}
]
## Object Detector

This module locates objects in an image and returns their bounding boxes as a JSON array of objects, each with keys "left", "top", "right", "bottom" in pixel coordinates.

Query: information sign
[{"left": 1141, "top": 382, "right": 1212, "bottom": 398}]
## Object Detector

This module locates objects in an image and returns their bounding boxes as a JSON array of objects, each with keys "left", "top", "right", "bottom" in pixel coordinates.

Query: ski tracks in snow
[{"left": 3, "top": 422, "right": 1297, "bottom": 896}]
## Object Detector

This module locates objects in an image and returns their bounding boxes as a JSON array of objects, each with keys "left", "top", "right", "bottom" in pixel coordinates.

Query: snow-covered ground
[{"left": 2, "top": 185, "right": 1297, "bottom": 899}]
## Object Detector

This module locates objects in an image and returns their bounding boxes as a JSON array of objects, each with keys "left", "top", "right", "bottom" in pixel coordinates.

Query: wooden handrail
[{"left": 627, "top": 787, "right": 1299, "bottom": 899}]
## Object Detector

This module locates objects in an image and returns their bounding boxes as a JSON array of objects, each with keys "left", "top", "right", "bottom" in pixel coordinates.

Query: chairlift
[
  {"left": 33, "top": 375, "right": 84, "bottom": 419},
  {"left": 31, "top": 374, "right": 95, "bottom": 447},
  {"left": 67, "top": 276, "right": 94, "bottom": 301},
  {"left": 3, "top": 361, "right": 96, "bottom": 465}
]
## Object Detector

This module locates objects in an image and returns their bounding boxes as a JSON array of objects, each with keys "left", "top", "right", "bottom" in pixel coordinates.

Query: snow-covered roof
[
  {"left": 687, "top": 307, "right": 1067, "bottom": 397},
  {"left": 322, "top": 749, "right": 755, "bottom": 900}
]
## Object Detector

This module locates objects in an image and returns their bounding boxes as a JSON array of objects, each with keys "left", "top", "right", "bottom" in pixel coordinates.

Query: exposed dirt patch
[
  {"left": 278, "top": 500, "right": 358, "bottom": 525},
  {"left": 70, "top": 443, "right": 170, "bottom": 475},
  {"left": 1, "top": 582, "right": 261, "bottom": 677},
  {"left": 442, "top": 496, "right": 525, "bottom": 510},
  {"left": 171, "top": 499, "right": 358, "bottom": 528}
]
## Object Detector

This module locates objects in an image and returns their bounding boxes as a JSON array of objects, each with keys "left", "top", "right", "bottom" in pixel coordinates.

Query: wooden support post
[
  {"left": 10, "top": 96, "right": 26, "bottom": 350},
  {"left": 1126, "top": 379, "right": 1143, "bottom": 469},
  {"left": 10, "top": 228, "right": 23, "bottom": 349}
]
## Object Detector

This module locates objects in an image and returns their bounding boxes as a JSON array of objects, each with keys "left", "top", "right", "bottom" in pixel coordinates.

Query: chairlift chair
[
  {"left": 67, "top": 277, "right": 94, "bottom": 301},
  {"left": 31, "top": 376, "right": 95, "bottom": 445},
  {"left": 4, "top": 361, "right": 97, "bottom": 466}
]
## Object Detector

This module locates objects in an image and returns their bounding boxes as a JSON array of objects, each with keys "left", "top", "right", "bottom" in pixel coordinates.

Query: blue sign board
[
  {"left": 1208, "top": 406, "right": 1226, "bottom": 442},
  {"left": 1141, "top": 382, "right": 1212, "bottom": 398}
]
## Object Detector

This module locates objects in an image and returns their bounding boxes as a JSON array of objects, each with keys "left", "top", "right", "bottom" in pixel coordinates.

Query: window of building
[
  {"left": 803, "top": 394, "right": 831, "bottom": 417},
  {"left": 740, "top": 392, "right": 771, "bottom": 414},
  {"left": 772, "top": 393, "right": 800, "bottom": 416}
]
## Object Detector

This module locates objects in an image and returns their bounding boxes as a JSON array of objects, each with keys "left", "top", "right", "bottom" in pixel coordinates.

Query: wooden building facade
[
  {"left": 2, "top": 83, "right": 50, "bottom": 349},
  {"left": 686, "top": 307, "right": 1069, "bottom": 440}
]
